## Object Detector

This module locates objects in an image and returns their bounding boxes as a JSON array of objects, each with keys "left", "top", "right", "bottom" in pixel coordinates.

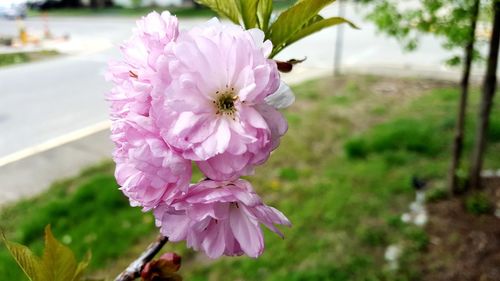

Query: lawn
[
  {"left": 1, "top": 75, "right": 499, "bottom": 280},
  {"left": 0, "top": 50, "right": 60, "bottom": 67}
]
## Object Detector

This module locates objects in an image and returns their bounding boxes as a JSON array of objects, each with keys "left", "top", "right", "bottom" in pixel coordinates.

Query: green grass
[
  {"left": 465, "top": 192, "right": 493, "bottom": 215},
  {"left": 1, "top": 75, "right": 500, "bottom": 280},
  {"left": 344, "top": 118, "right": 447, "bottom": 158},
  {"left": 0, "top": 50, "right": 59, "bottom": 67}
]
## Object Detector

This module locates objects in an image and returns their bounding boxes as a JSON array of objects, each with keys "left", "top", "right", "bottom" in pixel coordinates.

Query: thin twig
[{"left": 114, "top": 235, "right": 169, "bottom": 281}]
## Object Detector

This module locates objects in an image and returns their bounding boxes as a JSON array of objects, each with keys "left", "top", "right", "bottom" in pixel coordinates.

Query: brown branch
[{"left": 114, "top": 235, "right": 169, "bottom": 281}]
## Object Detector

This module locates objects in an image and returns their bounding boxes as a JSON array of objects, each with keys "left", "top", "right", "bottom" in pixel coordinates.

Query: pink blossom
[
  {"left": 106, "top": 11, "right": 179, "bottom": 120},
  {"left": 120, "top": 10, "right": 178, "bottom": 76},
  {"left": 265, "top": 81, "right": 295, "bottom": 110},
  {"left": 133, "top": 11, "right": 179, "bottom": 65},
  {"left": 154, "top": 179, "right": 291, "bottom": 258},
  {"left": 152, "top": 19, "right": 288, "bottom": 181},
  {"left": 112, "top": 120, "right": 191, "bottom": 211},
  {"left": 108, "top": 15, "right": 294, "bottom": 257},
  {"left": 108, "top": 11, "right": 190, "bottom": 210}
]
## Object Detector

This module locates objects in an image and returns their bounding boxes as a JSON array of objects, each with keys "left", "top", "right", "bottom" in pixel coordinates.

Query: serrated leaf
[
  {"left": 195, "top": 0, "right": 241, "bottom": 25},
  {"left": 282, "top": 16, "right": 357, "bottom": 51},
  {"left": 2, "top": 232, "right": 44, "bottom": 281},
  {"left": 42, "top": 225, "right": 78, "bottom": 281},
  {"left": 2, "top": 226, "right": 91, "bottom": 281},
  {"left": 257, "top": 0, "right": 273, "bottom": 32},
  {"left": 238, "top": 0, "right": 259, "bottom": 29},
  {"left": 269, "top": 0, "right": 336, "bottom": 56},
  {"left": 73, "top": 251, "right": 91, "bottom": 281}
]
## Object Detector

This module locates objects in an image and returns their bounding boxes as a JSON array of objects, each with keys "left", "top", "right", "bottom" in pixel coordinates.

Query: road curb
[{"left": 0, "top": 128, "right": 113, "bottom": 206}]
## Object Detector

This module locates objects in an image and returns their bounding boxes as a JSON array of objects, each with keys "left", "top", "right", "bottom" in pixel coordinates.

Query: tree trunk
[
  {"left": 468, "top": 0, "right": 500, "bottom": 189},
  {"left": 448, "top": 0, "right": 481, "bottom": 195}
]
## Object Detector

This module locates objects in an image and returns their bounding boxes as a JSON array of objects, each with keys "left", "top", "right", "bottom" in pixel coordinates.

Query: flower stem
[{"left": 114, "top": 235, "right": 169, "bottom": 281}]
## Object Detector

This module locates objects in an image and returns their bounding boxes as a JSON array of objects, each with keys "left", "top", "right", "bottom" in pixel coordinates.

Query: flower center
[{"left": 213, "top": 87, "right": 238, "bottom": 117}]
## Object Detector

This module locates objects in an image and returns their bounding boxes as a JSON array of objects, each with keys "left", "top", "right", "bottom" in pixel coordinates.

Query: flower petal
[
  {"left": 229, "top": 206, "right": 264, "bottom": 258},
  {"left": 202, "top": 220, "right": 226, "bottom": 258},
  {"left": 265, "top": 81, "right": 295, "bottom": 109}
]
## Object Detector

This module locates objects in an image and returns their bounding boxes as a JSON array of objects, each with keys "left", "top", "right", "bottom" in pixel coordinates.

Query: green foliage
[
  {"left": 2, "top": 226, "right": 91, "bottom": 281},
  {"left": 195, "top": 0, "right": 356, "bottom": 57},
  {"left": 344, "top": 137, "right": 368, "bottom": 158},
  {"left": 194, "top": 0, "right": 241, "bottom": 24},
  {"left": 268, "top": 0, "right": 357, "bottom": 57},
  {"left": 344, "top": 119, "right": 446, "bottom": 159},
  {"left": 0, "top": 51, "right": 59, "bottom": 67},
  {"left": 364, "top": 1, "right": 418, "bottom": 50},
  {"left": 0, "top": 52, "right": 29, "bottom": 66},
  {"left": 257, "top": 0, "right": 273, "bottom": 31},
  {"left": 238, "top": 0, "right": 259, "bottom": 29},
  {"left": 362, "top": 0, "right": 486, "bottom": 64},
  {"left": 465, "top": 192, "right": 493, "bottom": 215},
  {"left": 268, "top": 0, "right": 335, "bottom": 54},
  {"left": 284, "top": 16, "right": 355, "bottom": 50},
  {"left": 2, "top": 238, "right": 42, "bottom": 281}
]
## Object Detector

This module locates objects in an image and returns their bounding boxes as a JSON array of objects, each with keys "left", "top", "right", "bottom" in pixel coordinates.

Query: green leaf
[
  {"left": 2, "top": 236, "right": 44, "bottom": 281},
  {"left": 257, "top": 0, "right": 273, "bottom": 32},
  {"left": 2, "top": 226, "right": 92, "bottom": 281},
  {"left": 42, "top": 225, "right": 78, "bottom": 281},
  {"left": 269, "top": 0, "right": 336, "bottom": 56},
  {"left": 284, "top": 16, "right": 357, "bottom": 49},
  {"left": 238, "top": 0, "right": 259, "bottom": 29},
  {"left": 195, "top": 0, "right": 241, "bottom": 25},
  {"left": 73, "top": 252, "right": 91, "bottom": 281}
]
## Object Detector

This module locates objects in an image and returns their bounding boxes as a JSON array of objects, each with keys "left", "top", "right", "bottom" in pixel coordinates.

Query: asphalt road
[
  {"left": 0, "top": 3, "right": 478, "bottom": 159},
  {"left": 0, "top": 17, "right": 206, "bottom": 159}
]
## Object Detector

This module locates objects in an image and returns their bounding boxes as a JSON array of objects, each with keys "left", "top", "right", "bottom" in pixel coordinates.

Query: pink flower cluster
[{"left": 107, "top": 11, "right": 294, "bottom": 258}]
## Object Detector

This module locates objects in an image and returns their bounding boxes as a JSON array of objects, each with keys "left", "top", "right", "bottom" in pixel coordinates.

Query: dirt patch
[
  {"left": 318, "top": 75, "right": 455, "bottom": 133},
  {"left": 422, "top": 179, "right": 500, "bottom": 281}
]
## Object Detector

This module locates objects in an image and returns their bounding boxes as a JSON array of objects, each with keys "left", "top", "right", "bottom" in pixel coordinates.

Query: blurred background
[{"left": 0, "top": 0, "right": 499, "bottom": 280}]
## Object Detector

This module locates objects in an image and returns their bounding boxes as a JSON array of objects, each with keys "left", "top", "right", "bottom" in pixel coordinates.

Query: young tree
[
  {"left": 360, "top": 0, "right": 485, "bottom": 194},
  {"left": 449, "top": 0, "right": 481, "bottom": 194},
  {"left": 469, "top": 0, "right": 500, "bottom": 189}
]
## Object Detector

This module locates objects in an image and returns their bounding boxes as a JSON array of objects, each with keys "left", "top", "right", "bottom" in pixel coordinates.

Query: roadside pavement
[{"left": 0, "top": 124, "right": 112, "bottom": 206}]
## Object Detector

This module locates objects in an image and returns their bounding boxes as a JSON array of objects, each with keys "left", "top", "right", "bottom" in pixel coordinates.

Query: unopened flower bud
[{"left": 141, "top": 252, "right": 182, "bottom": 281}]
